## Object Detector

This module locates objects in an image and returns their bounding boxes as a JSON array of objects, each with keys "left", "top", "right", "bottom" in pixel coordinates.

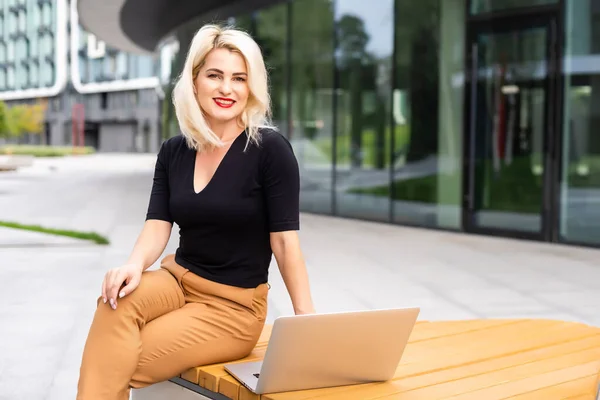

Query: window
[
  {"left": 30, "top": 31, "right": 38, "bottom": 57},
  {"left": 333, "top": 0, "right": 394, "bottom": 221},
  {"left": 30, "top": 62, "right": 37, "bottom": 86},
  {"left": 7, "top": 66, "right": 14, "bottom": 88},
  {"left": 390, "top": 0, "right": 465, "bottom": 228},
  {"left": 136, "top": 56, "right": 155, "bottom": 78},
  {"left": 470, "top": 0, "right": 557, "bottom": 14},
  {"left": 32, "top": 4, "right": 40, "bottom": 27},
  {"left": 290, "top": 0, "right": 335, "bottom": 214},
  {"left": 560, "top": 0, "right": 600, "bottom": 244},
  {"left": 18, "top": 10, "right": 25, "bottom": 31},
  {"left": 116, "top": 52, "right": 127, "bottom": 79},
  {"left": 255, "top": 4, "right": 288, "bottom": 136}
]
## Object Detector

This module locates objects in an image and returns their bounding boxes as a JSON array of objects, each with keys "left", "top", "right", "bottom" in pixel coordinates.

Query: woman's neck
[{"left": 208, "top": 119, "right": 244, "bottom": 142}]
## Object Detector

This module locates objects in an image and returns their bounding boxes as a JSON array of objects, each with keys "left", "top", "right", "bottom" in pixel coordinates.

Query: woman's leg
[
  {"left": 129, "top": 261, "right": 268, "bottom": 388},
  {"left": 77, "top": 265, "right": 185, "bottom": 400}
]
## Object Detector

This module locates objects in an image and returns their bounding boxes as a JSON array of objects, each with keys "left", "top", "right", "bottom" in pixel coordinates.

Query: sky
[{"left": 334, "top": 0, "right": 395, "bottom": 58}]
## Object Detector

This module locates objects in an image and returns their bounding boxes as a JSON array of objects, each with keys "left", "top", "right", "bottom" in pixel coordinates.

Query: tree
[
  {"left": 395, "top": 0, "right": 440, "bottom": 163},
  {"left": 337, "top": 14, "right": 367, "bottom": 166},
  {"left": 0, "top": 101, "right": 9, "bottom": 138},
  {"left": 5, "top": 100, "right": 47, "bottom": 138}
]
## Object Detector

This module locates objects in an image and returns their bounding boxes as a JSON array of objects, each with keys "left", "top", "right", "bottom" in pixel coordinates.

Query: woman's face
[{"left": 194, "top": 48, "right": 249, "bottom": 128}]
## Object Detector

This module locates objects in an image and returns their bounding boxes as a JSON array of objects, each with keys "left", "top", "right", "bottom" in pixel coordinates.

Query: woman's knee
[{"left": 94, "top": 269, "right": 184, "bottom": 321}]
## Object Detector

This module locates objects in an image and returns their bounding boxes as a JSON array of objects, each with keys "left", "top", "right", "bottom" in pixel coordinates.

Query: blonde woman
[{"left": 76, "top": 24, "right": 315, "bottom": 400}]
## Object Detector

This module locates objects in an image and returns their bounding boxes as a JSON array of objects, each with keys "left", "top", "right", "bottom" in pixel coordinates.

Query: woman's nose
[{"left": 219, "top": 80, "right": 232, "bottom": 95}]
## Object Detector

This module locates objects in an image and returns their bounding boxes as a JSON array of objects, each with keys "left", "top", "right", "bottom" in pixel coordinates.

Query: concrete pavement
[{"left": 1, "top": 153, "right": 600, "bottom": 399}]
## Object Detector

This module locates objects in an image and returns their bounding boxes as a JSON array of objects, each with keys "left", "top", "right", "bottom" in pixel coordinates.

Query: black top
[{"left": 145, "top": 128, "right": 300, "bottom": 288}]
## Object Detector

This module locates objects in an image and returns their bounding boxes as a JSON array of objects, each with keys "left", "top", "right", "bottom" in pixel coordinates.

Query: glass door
[{"left": 463, "top": 13, "right": 558, "bottom": 238}]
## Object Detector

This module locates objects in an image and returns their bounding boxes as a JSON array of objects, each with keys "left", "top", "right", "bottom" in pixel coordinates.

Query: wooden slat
[
  {"left": 508, "top": 375, "right": 598, "bottom": 399},
  {"left": 239, "top": 386, "right": 260, "bottom": 400},
  {"left": 443, "top": 362, "right": 600, "bottom": 400},
  {"left": 397, "top": 348, "right": 600, "bottom": 398},
  {"left": 564, "top": 396, "right": 597, "bottom": 400},
  {"left": 407, "top": 319, "right": 521, "bottom": 343},
  {"left": 262, "top": 384, "right": 362, "bottom": 400},
  {"left": 394, "top": 335, "right": 600, "bottom": 392},
  {"left": 403, "top": 320, "right": 587, "bottom": 361},
  {"left": 218, "top": 375, "right": 241, "bottom": 400},
  {"left": 398, "top": 322, "right": 599, "bottom": 375}
]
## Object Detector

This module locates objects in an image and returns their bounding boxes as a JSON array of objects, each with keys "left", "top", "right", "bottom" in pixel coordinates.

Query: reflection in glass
[
  {"left": 470, "top": 0, "right": 557, "bottom": 15},
  {"left": 255, "top": 5, "right": 288, "bottom": 136},
  {"left": 391, "top": 0, "right": 465, "bottom": 228},
  {"left": 333, "top": 0, "right": 394, "bottom": 221},
  {"left": 560, "top": 0, "right": 600, "bottom": 245},
  {"left": 290, "top": 0, "right": 334, "bottom": 213},
  {"left": 470, "top": 27, "right": 547, "bottom": 233}
]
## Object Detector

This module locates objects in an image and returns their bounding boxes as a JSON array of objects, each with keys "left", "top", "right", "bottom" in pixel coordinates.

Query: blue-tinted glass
[
  {"left": 560, "top": 0, "right": 600, "bottom": 245},
  {"left": 291, "top": 0, "right": 335, "bottom": 214},
  {"left": 390, "top": 0, "right": 465, "bottom": 228},
  {"left": 470, "top": 0, "right": 557, "bottom": 14},
  {"left": 333, "top": 0, "right": 394, "bottom": 221}
]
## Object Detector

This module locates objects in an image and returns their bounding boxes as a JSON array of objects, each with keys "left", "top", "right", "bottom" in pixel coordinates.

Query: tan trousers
[{"left": 77, "top": 254, "right": 268, "bottom": 400}]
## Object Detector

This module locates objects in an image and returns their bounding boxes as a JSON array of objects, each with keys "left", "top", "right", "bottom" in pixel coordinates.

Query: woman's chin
[{"left": 206, "top": 109, "right": 240, "bottom": 125}]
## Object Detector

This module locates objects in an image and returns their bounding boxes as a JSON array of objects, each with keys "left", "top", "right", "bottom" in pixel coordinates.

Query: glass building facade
[
  {"left": 0, "top": 0, "right": 162, "bottom": 153},
  {"left": 158, "top": 0, "right": 600, "bottom": 248},
  {"left": 73, "top": 27, "right": 157, "bottom": 87},
  {"left": 0, "top": 0, "right": 67, "bottom": 99}
]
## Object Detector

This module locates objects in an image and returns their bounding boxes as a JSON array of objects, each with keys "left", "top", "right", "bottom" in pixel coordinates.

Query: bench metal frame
[{"left": 169, "top": 377, "right": 229, "bottom": 400}]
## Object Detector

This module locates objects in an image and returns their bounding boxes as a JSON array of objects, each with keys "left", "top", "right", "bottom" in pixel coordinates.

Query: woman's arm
[
  {"left": 102, "top": 219, "right": 172, "bottom": 308},
  {"left": 126, "top": 219, "right": 173, "bottom": 271},
  {"left": 271, "top": 230, "right": 315, "bottom": 315}
]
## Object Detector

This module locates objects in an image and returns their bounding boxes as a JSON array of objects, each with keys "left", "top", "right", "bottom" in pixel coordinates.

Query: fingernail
[
  {"left": 103, "top": 297, "right": 107, "bottom": 304},
  {"left": 110, "top": 299, "right": 116, "bottom": 310},
  {"left": 119, "top": 291, "right": 125, "bottom": 298}
]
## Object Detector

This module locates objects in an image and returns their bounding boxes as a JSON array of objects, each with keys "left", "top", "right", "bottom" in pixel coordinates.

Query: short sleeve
[
  {"left": 261, "top": 131, "right": 300, "bottom": 232},
  {"left": 146, "top": 140, "right": 174, "bottom": 223}
]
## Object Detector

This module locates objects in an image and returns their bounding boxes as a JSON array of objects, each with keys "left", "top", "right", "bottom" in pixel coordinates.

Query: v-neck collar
[{"left": 191, "top": 131, "right": 246, "bottom": 195}]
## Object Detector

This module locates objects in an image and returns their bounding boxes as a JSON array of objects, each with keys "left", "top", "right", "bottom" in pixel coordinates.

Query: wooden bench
[{"left": 133, "top": 319, "right": 600, "bottom": 399}]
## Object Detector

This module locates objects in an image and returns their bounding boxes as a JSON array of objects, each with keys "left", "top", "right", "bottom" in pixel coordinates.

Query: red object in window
[{"left": 71, "top": 103, "right": 85, "bottom": 150}]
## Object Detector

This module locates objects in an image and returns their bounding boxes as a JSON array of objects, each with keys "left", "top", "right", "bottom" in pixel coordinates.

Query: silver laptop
[{"left": 224, "top": 307, "right": 420, "bottom": 394}]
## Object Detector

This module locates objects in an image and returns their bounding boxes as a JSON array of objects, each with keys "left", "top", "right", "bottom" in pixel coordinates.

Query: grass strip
[
  {"left": 0, "top": 145, "right": 95, "bottom": 157},
  {"left": 0, "top": 220, "right": 110, "bottom": 245}
]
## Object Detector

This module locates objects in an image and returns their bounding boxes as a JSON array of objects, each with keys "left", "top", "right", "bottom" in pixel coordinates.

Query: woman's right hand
[{"left": 102, "top": 263, "right": 143, "bottom": 310}]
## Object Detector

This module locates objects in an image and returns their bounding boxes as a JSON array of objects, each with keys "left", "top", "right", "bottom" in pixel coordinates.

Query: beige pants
[{"left": 77, "top": 254, "right": 268, "bottom": 400}]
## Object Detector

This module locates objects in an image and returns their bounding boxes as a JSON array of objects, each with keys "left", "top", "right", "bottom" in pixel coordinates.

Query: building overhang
[{"left": 77, "top": 0, "right": 283, "bottom": 53}]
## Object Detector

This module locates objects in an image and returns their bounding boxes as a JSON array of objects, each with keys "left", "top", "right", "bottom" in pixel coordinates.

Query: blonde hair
[{"left": 172, "top": 24, "right": 273, "bottom": 151}]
